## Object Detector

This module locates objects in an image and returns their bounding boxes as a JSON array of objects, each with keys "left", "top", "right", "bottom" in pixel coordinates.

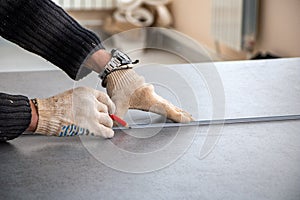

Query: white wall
[{"left": 170, "top": 0, "right": 300, "bottom": 59}]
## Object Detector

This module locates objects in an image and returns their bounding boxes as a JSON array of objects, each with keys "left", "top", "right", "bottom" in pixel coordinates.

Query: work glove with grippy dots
[
  {"left": 34, "top": 87, "right": 116, "bottom": 138},
  {"left": 104, "top": 69, "right": 194, "bottom": 123}
]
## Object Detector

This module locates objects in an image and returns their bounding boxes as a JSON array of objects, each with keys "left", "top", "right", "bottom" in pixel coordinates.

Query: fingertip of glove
[
  {"left": 178, "top": 114, "right": 195, "bottom": 124},
  {"left": 103, "top": 129, "right": 115, "bottom": 139},
  {"left": 109, "top": 103, "right": 116, "bottom": 115}
]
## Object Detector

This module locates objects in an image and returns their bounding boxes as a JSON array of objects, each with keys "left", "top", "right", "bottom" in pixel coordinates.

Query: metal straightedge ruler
[{"left": 113, "top": 114, "right": 300, "bottom": 130}]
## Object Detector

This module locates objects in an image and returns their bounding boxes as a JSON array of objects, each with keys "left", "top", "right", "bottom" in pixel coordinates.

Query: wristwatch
[{"left": 99, "top": 49, "right": 139, "bottom": 87}]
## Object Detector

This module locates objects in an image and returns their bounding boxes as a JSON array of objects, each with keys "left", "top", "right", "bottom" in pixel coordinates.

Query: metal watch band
[{"left": 99, "top": 49, "right": 139, "bottom": 86}]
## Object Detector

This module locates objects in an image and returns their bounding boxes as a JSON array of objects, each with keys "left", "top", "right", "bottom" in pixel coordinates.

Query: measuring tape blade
[{"left": 113, "top": 114, "right": 300, "bottom": 130}]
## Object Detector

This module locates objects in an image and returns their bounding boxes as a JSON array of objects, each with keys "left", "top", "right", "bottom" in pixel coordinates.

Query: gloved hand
[
  {"left": 105, "top": 69, "right": 194, "bottom": 123},
  {"left": 34, "top": 87, "right": 116, "bottom": 138}
]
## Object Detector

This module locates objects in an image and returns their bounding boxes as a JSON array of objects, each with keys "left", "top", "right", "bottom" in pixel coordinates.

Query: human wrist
[
  {"left": 26, "top": 99, "right": 38, "bottom": 132},
  {"left": 106, "top": 69, "right": 145, "bottom": 97},
  {"left": 33, "top": 97, "right": 67, "bottom": 136},
  {"left": 84, "top": 49, "right": 112, "bottom": 73}
]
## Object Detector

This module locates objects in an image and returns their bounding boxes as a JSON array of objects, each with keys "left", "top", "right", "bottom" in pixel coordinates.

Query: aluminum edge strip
[{"left": 113, "top": 114, "right": 300, "bottom": 130}]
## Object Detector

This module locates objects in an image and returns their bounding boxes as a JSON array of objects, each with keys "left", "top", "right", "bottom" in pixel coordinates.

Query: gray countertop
[{"left": 0, "top": 58, "right": 300, "bottom": 200}]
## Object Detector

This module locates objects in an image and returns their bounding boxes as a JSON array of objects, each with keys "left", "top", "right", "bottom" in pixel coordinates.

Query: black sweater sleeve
[
  {"left": 0, "top": 0, "right": 104, "bottom": 80},
  {"left": 0, "top": 93, "right": 31, "bottom": 141}
]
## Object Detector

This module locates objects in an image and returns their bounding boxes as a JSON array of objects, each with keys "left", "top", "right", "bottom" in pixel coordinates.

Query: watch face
[{"left": 115, "top": 50, "right": 132, "bottom": 65}]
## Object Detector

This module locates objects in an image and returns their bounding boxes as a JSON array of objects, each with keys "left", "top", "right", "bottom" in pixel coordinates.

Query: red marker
[{"left": 109, "top": 114, "right": 129, "bottom": 128}]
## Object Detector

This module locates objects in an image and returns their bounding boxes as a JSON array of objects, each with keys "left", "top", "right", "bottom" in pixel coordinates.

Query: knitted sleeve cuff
[
  {"left": 0, "top": 0, "right": 104, "bottom": 80},
  {"left": 0, "top": 93, "right": 31, "bottom": 141}
]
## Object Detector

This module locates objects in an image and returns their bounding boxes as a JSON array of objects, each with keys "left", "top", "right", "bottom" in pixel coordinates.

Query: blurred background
[
  {"left": 1, "top": 0, "right": 299, "bottom": 72},
  {"left": 55, "top": 0, "right": 300, "bottom": 60}
]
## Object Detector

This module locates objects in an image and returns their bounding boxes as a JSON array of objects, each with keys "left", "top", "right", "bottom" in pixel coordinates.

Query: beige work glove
[
  {"left": 105, "top": 69, "right": 194, "bottom": 123},
  {"left": 34, "top": 87, "right": 116, "bottom": 138}
]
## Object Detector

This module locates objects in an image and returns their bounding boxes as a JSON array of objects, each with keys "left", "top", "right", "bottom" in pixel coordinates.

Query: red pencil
[{"left": 109, "top": 114, "right": 129, "bottom": 128}]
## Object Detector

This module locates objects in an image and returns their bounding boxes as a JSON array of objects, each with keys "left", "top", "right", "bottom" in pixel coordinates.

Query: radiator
[
  {"left": 52, "top": 0, "right": 115, "bottom": 10},
  {"left": 211, "top": 0, "right": 258, "bottom": 52}
]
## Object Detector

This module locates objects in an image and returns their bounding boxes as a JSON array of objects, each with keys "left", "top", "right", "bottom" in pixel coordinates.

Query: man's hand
[
  {"left": 105, "top": 69, "right": 194, "bottom": 123},
  {"left": 33, "top": 87, "right": 116, "bottom": 138}
]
